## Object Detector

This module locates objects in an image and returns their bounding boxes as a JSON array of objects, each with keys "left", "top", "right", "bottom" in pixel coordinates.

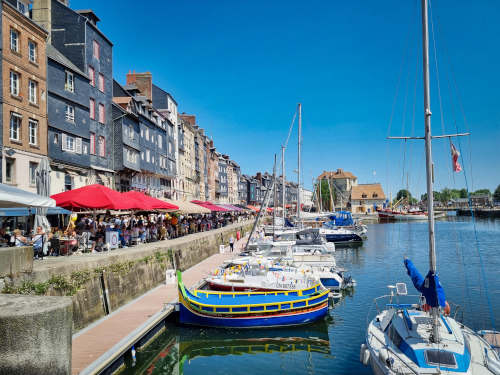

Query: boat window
[
  {"left": 388, "top": 324, "right": 403, "bottom": 348},
  {"left": 425, "top": 350, "right": 457, "bottom": 368}
]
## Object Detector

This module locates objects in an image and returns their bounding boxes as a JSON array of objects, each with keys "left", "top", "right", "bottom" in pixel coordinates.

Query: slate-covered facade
[
  {"left": 46, "top": 44, "right": 90, "bottom": 194},
  {"left": 32, "top": 0, "right": 114, "bottom": 188}
]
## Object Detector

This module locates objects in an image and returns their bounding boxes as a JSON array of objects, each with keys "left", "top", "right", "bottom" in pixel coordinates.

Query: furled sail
[{"left": 404, "top": 259, "right": 446, "bottom": 308}]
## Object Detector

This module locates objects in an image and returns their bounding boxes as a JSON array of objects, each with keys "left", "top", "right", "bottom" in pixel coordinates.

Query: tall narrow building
[
  {"left": 32, "top": 0, "right": 114, "bottom": 188},
  {"left": 2, "top": 0, "right": 48, "bottom": 192}
]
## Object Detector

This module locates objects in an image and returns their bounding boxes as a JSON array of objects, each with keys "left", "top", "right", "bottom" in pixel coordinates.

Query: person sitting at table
[
  {"left": 13, "top": 229, "right": 29, "bottom": 247},
  {"left": 32, "top": 226, "right": 46, "bottom": 259},
  {"left": 91, "top": 226, "right": 105, "bottom": 252}
]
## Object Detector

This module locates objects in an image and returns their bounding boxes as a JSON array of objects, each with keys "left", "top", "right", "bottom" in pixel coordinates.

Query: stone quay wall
[{"left": 1, "top": 221, "right": 253, "bottom": 331}]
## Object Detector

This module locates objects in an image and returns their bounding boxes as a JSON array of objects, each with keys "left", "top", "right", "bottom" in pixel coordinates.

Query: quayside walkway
[{"left": 71, "top": 236, "right": 247, "bottom": 375}]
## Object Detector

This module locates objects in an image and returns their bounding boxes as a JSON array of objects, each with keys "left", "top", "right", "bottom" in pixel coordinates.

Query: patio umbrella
[
  {"left": 0, "top": 183, "right": 55, "bottom": 208},
  {"left": 51, "top": 184, "right": 134, "bottom": 210},
  {"left": 122, "top": 191, "right": 178, "bottom": 211},
  {"left": 191, "top": 200, "right": 229, "bottom": 212},
  {"left": 34, "top": 158, "right": 52, "bottom": 237}
]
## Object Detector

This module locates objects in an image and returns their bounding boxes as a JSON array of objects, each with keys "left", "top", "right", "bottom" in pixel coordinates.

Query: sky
[{"left": 71, "top": 0, "right": 500, "bottom": 198}]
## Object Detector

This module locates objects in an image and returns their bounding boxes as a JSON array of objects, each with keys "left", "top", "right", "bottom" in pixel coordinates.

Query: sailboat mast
[
  {"left": 421, "top": 0, "right": 439, "bottom": 342},
  {"left": 421, "top": 0, "right": 436, "bottom": 274},
  {"left": 273, "top": 154, "right": 277, "bottom": 237},
  {"left": 297, "top": 103, "right": 302, "bottom": 223},
  {"left": 281, "top": 146, "right": 286, "bottom": 228}
]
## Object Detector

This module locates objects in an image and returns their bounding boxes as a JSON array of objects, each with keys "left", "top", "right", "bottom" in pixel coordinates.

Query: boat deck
[{"left": 71, "top": 237, "right": 248, "bottom": 375}]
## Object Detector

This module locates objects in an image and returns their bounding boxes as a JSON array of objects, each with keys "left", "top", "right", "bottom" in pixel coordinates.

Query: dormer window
[
  {"left": 372, "top": 193, "right": 378, "bottom": 198},
  {"left": 93, "top": 40, "right": 100, "bottom": 60},
  {"left": 361, "top": 193, "right": 367, "bottom": 198}
]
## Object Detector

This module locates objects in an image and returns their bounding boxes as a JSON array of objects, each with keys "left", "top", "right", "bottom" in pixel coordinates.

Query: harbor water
[{"left": 121, "top": 216, "right": 500, "bottom": 375}]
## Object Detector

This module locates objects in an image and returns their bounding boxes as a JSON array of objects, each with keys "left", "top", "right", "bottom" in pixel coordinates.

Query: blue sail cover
[{"left": 404, "top": 259, "right": 446, "bottom": 308}]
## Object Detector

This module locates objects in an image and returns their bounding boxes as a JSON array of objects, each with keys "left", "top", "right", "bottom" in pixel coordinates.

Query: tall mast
[
  {"left": 272, "top": 154, "right": 277, "bottom": 237},
  {"left": 297, "top": 103, "right": 302, "bottom": 223},
  {"left": 421, "top": 0, "right": 439, "bottom": 342},
  {"left": 281, "top": 146, "right": 286, "bottom": 228}
]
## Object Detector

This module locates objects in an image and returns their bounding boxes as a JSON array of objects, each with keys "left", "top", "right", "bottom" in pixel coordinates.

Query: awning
[
  {"left": 0, "top": 207, "right": 71, "bottom": 217},
  {"left": 160, "top": 199, "right": 210, "bottom": 214},
  {"left": 0, "top": 183, "right": 56, "bottom": 208},
  {"left": 90, "top": 164, "right": 115, "bottom": 173}
]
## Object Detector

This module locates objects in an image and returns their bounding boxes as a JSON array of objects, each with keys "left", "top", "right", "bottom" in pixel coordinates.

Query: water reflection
[{"left": 123, "top": 320, "right": 332, "bottom": 375}]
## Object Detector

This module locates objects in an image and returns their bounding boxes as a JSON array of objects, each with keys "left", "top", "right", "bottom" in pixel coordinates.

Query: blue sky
[{"left": 72, "top": 0, "right": 500, "bottom": 197}]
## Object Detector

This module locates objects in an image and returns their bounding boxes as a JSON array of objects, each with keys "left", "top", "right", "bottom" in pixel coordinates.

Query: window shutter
[
  {"left": 61, "top": 133, "right": 67, "bottom": 151},
  {"left": 76, "top": 137, "right": 82, "bottom": 154}
]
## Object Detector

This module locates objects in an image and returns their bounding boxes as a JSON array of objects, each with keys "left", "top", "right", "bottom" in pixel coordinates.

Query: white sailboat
[{"left": 361, "top": 1, "right": 500, "bottom": 374}]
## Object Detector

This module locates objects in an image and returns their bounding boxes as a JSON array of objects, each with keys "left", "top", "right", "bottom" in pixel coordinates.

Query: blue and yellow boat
[{"left": 177, "top": 271, "right": 329, "bottom": 328}]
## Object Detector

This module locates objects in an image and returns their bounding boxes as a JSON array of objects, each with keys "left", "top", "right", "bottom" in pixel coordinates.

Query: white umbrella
[
  {"left": 0, "top": 183, "right": 55, "bottom": 208},
  {"left": 34, "top": 158, "right": 52, "bottom": 255}
]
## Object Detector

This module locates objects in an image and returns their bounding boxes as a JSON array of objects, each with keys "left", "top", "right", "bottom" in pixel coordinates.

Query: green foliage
[
  {"left": 395, "top": 189, "right": 417, "bottom": 205},
  {"left": 471, "top": 189, "right": 491, "bottom": 196},
  {"left": 2, "top": 249, "right": 175, "bottom": 296},
  {"left": 315, "top": 180, "right": 336, "bottom": 211}
]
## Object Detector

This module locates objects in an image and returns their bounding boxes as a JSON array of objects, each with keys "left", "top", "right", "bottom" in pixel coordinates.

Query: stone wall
[
  {"left": 0, "top": 246, "right": 33, "bottom": 278},
  {"left": 1, "top": 221, "right": 252, "bottom": 331}
]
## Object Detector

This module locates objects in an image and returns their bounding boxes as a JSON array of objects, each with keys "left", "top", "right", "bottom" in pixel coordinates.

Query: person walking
[{"left": 229, "top": 235, "right": 235, "bottom": 252}]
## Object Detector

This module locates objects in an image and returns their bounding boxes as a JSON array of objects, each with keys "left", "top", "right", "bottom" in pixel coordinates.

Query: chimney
[{"left": 126, "top": 71, "right": 153, "bottom": 101}]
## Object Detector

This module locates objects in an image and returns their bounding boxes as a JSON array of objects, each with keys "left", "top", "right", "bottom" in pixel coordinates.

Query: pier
[{"left": 72, "top": 236, "right": 248, "bottom": 375}]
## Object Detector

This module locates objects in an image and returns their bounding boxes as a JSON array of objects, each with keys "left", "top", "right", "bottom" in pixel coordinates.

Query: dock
[{"left": 72, "top": 237, "right": 247, "bottom": 375}]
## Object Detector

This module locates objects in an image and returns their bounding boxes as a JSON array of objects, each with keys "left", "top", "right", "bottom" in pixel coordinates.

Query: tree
[
  {"left": 395, "top": 189, "right": 417, "bottom": 205},
  {"left": 471, "top": 189, "right": 491, "bottom": 196},
  {"left": 315, "top": 180, "right": 336, "bottom": 211},
  {"left": 494, "top": 185, "right": 500, "bottom": 202}
]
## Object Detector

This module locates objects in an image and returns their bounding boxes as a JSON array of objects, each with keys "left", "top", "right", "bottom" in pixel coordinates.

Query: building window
[
  {"left": 65, "top": 105, "right": 75, "bottom": 122},
  {"left": 29, "top": 119, "right": 38, "bottom": 145},
  {"left": 141, "top": 151, "right": 144, "bottom": 160},
  {"left": 98, "top": 136, "right": 105, "bottom": 157},
  {"left": 10, "top": 113, "right": 21, "bottom": 141},
  {"left": 5, "top": 158, "right": 15, "bottom": 183},
  {"left": 98, "top": 103, "right": 105, "bottom": 124},
  {"left": 10, "top": 71, "right": 20, "bottom": 96},
  {"left": 89, "top": 98, "right": 95, "bottom": 119},
  {"left": 28, "top": 40, "right": 37, "bottom": 63},
  {"left": 140, "top": 128, "right": 143, "bottom": 138},
  {"left": 29, "top": 162, "right": 38, "bottom": 186},
  {"left": 98, "top": 73, "right": 104, "bottom": 92},
  {"left": 93, "top": 40, "right": 100, "bottom": 60},
  {"left": 88, "top": 66, "right": 95, "bottom": 86},
  {"left": 128, "top": 125, "right": 134, "bottom": 140},
  {"left": 65, "top": 71, "right": 74, "bottom": 92},
  {"left": 17, "top": 0, "right": 28, "bottom": 15},
  {"left": 158, "top": 134, "right": 162, "bottom": 149},
  {"left": 64, "top": 174, "right": 73, "bottom": 191},
  {"left": 54, "top": 133, "right": 59, "bottom": 144},
  {"left": 10, "top": 29, "right": 19, "bottom": 52},
  {"left": 90, "top": 132, "right": 96, "bottom": 154},
  {"left": 64, "top": 134, "right": 74, "bottom": 152},
  {"left": 362, "top": 193, "right": 367, "bottom": 198},
  {"left": 146, "top": 149, "right": 150, "bottom": 162},
  {"left": 372, "top": 193, "right": 378, "bottom": 198},
  {"left": 145, "top": 128, "right": 149, "bottom": 141},
  {"left": 28, "top": 80, "right": 37, "bottom": 104}
]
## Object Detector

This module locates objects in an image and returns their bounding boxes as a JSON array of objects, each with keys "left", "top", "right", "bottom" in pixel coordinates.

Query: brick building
[{"left": 2, "top": 0, "right": 48, "bottom": 192}]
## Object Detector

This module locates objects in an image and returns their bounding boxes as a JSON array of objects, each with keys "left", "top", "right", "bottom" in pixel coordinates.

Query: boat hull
[
  {"left": 325, "top": 233, "right": 362, "bottom": 243},
  {"left": 179, "top": 301, "right": 328, "bottom": 328}
]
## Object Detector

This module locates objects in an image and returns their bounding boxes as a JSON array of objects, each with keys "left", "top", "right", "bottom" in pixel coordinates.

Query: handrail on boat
[{"left": 368, "top": 330, "right": 422, "bottom": 375}]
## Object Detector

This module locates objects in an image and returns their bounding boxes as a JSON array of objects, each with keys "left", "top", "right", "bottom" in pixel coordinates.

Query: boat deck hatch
[{"left": 425, "top": 350, "right": 457, "bottom": 368}]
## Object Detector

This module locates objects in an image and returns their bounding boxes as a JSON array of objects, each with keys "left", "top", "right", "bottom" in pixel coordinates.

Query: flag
[{"left": 450, "top": 142, "right": 462, "bottom": 173}]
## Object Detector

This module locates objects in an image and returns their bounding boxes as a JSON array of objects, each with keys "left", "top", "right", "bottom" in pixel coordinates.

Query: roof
[
  {"left": 47, "top": 44, "right": 88, "bottom": 78},
  {"left": 351, "top": 183, "right": 386, "bottom": 200},
  {"left": 319, "top": 169, "right": 357, "bottom": 180}
]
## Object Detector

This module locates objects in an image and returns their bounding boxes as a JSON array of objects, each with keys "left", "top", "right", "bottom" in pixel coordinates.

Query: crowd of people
[{"left": 0, "top": 211, "right": 255, "bottom": 258}]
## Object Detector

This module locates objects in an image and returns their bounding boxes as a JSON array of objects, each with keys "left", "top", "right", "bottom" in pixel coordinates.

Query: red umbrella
[
  {"left": 51, "top": 184, "right": 134, "bottom": 210},
  {"left": 191, "top": 200, "right": 228, "bottom": 212},
  {"left": 122, "top": 191, "right": 178, "bottom": 211}
]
